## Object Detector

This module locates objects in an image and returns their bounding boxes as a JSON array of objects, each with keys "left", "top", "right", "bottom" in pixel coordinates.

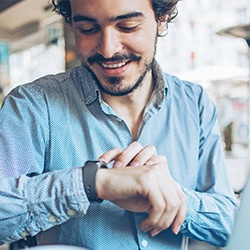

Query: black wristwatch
[{"left": 83, "top": 160, "right": 107, "bottom": 203}]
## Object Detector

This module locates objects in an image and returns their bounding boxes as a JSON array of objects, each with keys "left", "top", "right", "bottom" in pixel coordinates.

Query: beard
[{"left": 96, "top": 59, "right": 153, "bottom": 97}]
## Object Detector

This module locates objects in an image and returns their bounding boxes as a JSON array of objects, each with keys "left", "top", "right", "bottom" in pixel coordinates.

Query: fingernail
[
  {"left": 146, "top": 160, "right": 157, "bottom": 165},
  {"left": 130, "top": 161, "right": 140, "bottom": 167},
  {"left": 113, "top": 161, "right": 122, "bottom": 168},
  {"left": 173, "top": 226, "right": 181, "bottom": 235},
  {"left": 140, "top": 225, "right": 147, "bottom": 232},
  {"left": 151, "top": 230, "right": 159, "bottom": 237}
]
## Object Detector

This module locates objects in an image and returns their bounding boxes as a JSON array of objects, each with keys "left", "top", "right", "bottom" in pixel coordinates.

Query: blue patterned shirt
[{"left": 0, "top": 61, "right": 237, "bottom": 249}]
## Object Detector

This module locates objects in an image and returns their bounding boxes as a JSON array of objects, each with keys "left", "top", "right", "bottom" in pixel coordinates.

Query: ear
[{"left": 157, "top": 14, "right": 168, "bottom": 36}]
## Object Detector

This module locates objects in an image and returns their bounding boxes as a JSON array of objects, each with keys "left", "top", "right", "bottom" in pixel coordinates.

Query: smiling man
[
  {"left": 0, "top": 0, "right": 238, "bottom": 250},
  {"left": 70, "top": 0, "right": 167, "bottom": 139}
]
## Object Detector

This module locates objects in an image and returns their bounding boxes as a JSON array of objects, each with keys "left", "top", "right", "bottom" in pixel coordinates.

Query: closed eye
[
  {"left": 118, "top": 25, "right": 140, "bottom": 33},
  {"left": 78, "top": 26, "right": 100, "bottom": 35}
]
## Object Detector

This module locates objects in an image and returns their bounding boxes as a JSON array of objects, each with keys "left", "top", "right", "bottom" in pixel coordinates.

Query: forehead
[{"left": 70, "top": 0, "right": 154, "bottom": 22}]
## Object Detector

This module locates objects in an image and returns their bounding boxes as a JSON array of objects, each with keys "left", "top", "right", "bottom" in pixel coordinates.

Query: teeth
[{"left": 101, "top": 62, "right": 126, "bottom": 69}]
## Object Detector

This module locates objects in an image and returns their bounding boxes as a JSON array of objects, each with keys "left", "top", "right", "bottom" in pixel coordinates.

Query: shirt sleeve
[
  {"left": 180, "top": 186, "right": 238, "bottom": 247},
  {"left": 0, "top": 85, "right": 90, "bottom": 244},
  {"left": 180, "top": 87, "right": 238, "bottom": 247},
  {"left": 0, "top": 167, "right": 90, "bottom": 244}
]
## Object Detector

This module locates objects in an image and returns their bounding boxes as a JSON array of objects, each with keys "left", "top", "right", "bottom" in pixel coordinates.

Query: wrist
[{"left": 95, "top": 168, "right": 108, "bottom": 200}]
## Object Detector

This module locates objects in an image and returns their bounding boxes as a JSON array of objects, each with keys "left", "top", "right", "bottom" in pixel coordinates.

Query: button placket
[{"left": 134, "top": 213, "right": 151, "bottom": 249}]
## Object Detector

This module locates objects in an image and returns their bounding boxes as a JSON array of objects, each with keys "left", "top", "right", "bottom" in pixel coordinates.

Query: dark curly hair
[{"left": 51, "top": 0, "right": 180, "bottom": 25}]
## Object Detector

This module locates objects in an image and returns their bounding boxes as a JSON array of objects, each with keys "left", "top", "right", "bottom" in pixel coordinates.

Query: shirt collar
[
  {"left": 78, "top": 64, "right": 102, "bottom": 105},
  {"left": 151, "top": 59, "right": 168, "bottom": 108}
]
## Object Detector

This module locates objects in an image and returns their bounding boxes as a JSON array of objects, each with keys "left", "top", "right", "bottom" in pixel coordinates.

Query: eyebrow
[
  {"left": 114, "top": 12, "right": 144, "bottom": 21},
  {"left": 73, "top": 12, "right": 144, "bottom": 23}
]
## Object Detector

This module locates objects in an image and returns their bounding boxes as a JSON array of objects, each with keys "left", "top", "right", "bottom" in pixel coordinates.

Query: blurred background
[{"left": 0, "top": 0, "right": 249, "bottom": 249}]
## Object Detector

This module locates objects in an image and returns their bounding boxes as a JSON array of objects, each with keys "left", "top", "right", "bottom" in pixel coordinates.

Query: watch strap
[{"left": 83, "top": 160, "right": 107, "bottom": 203}]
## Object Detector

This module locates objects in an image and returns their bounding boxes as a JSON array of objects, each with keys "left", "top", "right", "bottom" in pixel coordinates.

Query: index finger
[
  {"left": 98, "top": 142, "right": 143, "bottom": 168},
  {"left": 129, "top": 144, "right": 157, "bottom": 167},
  {"left": 98, "top": 148, "right": 122, "bottom": 164},
  {"left": 111, "top": 141, "right": 143, "bottom": 168}
]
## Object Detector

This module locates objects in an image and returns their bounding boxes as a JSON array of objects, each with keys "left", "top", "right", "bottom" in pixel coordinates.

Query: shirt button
[
  {"left": 48, "top": 215, "right": 57, "bottom": 223},
  {"left": 141, "top": 239, "right": 148, "bottom": 247},
  {"left": 67, "top": 209, "right": 76, "bottom": 216},
  {"left": 116, "top": 117, "right": 122, "bottom": 123},
  {"left": 21, "top": 231, "right": 29, "bottom": 238}
]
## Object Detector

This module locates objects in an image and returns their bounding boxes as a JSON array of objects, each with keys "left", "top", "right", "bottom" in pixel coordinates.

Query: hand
[
  {"left": 96, "top": 155, "right": 188, "bottom": 236},
  {"left": 98, "top": 141, "right": 157, "bottom": 168}
]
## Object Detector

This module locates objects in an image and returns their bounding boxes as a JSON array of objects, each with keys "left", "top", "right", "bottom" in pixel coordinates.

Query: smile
[{"left": 101, "top": 61, "right": 127, "bottom": 69}]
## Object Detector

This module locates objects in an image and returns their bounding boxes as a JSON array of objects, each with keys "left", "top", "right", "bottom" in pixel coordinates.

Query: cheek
[
  {"left": 123, "top": 32, "right": 154, "bottom": 54},
  {"left": 126, "top": 25, "right": 157, "bottom": 53},
  {"left": 75, "top": 34, "right": 96, "bottom": 58}
]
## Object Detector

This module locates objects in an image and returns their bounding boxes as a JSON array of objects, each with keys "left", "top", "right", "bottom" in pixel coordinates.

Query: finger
[
  {"left": 140, "top": 182, "right": 166, "bottom": 234},
  {"left": 98, "top": 148, "right": 122, "bottom": 165},
  {"left": 142, "top": 160, "right": 180, "bottom": 236},
  {"left": 146, "top": 155, "right": 164, "bottom": 166},
  {"left": 148, "top": 187, "right": 181, "bottom": 236},
  {"left": 171, "top": 202, "right": 187, "bottom": 235},
  {"left": 113, "top": 141, "right": 143, "bottom": 168},
  {"left": 151, "top": 172, "right": 185, "bottom": 236},
  {"left": 140, "top": 197, "right": 165, "bottom": 235},
  {"left": 149, "top": 197, "right": 182, "bottom": 236},
  {"left": 171, "top": 189, "right": 188, "bottom": 234},
  {"left": 129, "top": 144, "right": 157, "bottom": 167},
  {"left": 152, "top": 181, "right": 187, "bottom": 235}
]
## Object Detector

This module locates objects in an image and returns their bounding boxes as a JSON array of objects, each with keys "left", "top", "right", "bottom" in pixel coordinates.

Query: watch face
[
  {"left": 85, "top": 160, "right": 107, "bottom": 167},
  {"left": 85, "top": 160, "right": 99, "bottom": 165}
]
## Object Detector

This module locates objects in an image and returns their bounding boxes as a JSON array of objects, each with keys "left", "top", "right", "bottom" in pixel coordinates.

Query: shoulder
[
  {"left": 164, "top": 73, "right": 214, "bottom": 106},
  {"left": 6, "top": 65, "right": 84, "bottom": 102},
  {"left": 164, "top": 73, "right": 203, "bottom": 96},
  {"left": 19, "top": 65, "right": 82, "bottom": 92},
  {"left": 162, "top": 73, "right": 217, "bottom": 122}
]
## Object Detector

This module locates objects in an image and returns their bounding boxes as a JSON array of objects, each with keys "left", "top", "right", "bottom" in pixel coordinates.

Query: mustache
[{"left": 88, "top": 53, "right": 141, "bottom": 65}]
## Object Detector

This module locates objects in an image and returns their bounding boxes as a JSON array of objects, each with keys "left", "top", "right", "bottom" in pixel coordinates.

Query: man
[{"left": 0, "top": 0, "right": 237, "bottom": 249}]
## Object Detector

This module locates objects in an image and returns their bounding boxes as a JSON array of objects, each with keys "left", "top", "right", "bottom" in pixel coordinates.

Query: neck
[{"left": 102, "top": 73, "right": 154, "bottom": 140}]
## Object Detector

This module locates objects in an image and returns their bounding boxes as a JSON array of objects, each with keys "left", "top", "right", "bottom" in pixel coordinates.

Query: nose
[{"left": 97, "top": 28, "right": 123, "bottom": 58}]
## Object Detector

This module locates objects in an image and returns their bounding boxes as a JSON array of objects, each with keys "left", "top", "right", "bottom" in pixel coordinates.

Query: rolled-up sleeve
[{"left": 180, "top": 186, "right": 238, "bottom": 247}]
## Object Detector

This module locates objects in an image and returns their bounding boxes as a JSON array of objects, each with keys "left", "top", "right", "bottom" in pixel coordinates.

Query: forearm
[
  {"left": 180, "top": 187, "right": 238, "bottom": 247},
  {"left": 0, "top": 167, "right": 89, "bottom": 244}
]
